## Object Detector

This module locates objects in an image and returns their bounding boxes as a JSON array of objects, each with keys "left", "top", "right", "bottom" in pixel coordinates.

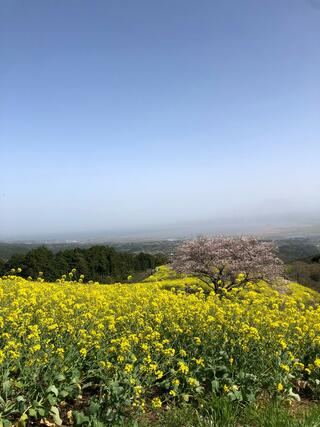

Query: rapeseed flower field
[{"left": 1, "top": 266, "right": 320, "bottom": 425}]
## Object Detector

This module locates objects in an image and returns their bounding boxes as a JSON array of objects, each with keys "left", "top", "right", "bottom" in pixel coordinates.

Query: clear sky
[{"left": 1, "top": 0, "right": 320, "bottom": 239}]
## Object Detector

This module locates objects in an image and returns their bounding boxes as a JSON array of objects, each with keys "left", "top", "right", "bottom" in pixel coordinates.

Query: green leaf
[
  {"left": 38, "top": 408, "right": 45, "bottom": 417},
  {"left": 88, "top": 401, "right": 100, "bottom": 415},
  {"left": 182, "top": 393, "right": 190, "bottom": 402},
  {"left": 17, "top": 395, "right": 26, "bottom": 413},
  {"left": 28, "top": 408, "right": 37, "bottom": 417},
  {"left": 15, "top": 381, "right": 24, "bottom": 389},
  {"left": 73, "top": 411, "right": 90, "bottom": 425},
  {"left": 47, "top": 385, "right": 59, "bottom": 397},
  {"left": 47, "top": 393, "right": 57, "bottom": 406},
  {"left": 50, "top": 406, "right": 62, "bottom": 426},
  {"left": 60, "top": 389, "right": 69, "bottom": 398},
  {"left": 211, "top": 379, "right": 220, "bottom": 392},
  {"left": 247, "top": 392, "right": 256, "bottom": 403},
  {"left": 228, "top": 390, "right": 243, "bottom": 401},
  {"left": 17, "top": 413, "right": 28, "bottom": 427},
  {"left": 2, "top": 381, "right": 11, "bottom": 393}
]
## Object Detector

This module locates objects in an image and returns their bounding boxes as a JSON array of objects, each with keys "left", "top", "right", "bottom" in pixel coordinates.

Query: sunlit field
[{"left": 1, "top": 267, "right": 320, "bottom": 426}]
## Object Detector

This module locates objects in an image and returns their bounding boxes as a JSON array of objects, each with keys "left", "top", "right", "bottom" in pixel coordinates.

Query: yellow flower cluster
[{"left": 1, "top": 269, "right": 320, "bottom": 421}]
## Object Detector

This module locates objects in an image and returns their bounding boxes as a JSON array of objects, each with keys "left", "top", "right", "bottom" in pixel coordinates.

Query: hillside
[{"left": 1, "top": 267, "right": 320, "bottom": 426}]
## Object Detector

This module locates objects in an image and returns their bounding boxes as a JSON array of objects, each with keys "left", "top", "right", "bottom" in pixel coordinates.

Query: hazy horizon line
[{"left": 1, "top": 213, "right": 320, "bottom": 243}]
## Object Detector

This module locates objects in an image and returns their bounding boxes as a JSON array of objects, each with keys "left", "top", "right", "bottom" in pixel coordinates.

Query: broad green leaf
[
  {"left": 50, "top": 406, "right": 62, "bottom": 426},
  {"left": 47, "top": 385, "right": 59, "bottom": 397}
]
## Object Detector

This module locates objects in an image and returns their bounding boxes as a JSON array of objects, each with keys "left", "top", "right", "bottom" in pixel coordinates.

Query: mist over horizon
[{"left": 1, "top": 209, "right": 320, "bottom": 242}]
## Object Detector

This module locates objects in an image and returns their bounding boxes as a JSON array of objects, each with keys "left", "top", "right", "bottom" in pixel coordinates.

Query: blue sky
[{"left": 1, "top": 0, "right": 320, "bottom": 239}]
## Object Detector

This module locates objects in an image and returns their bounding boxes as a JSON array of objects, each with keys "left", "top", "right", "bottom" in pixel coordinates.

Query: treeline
[
  {"left": 0, "top": 245, "right": 167, "bottom": 283},
  {"left": 276, "top": 238, "right": 320, "bottom": 263},
  {"left": 286, "top": 253, "right": 320, "bottom": 292}
]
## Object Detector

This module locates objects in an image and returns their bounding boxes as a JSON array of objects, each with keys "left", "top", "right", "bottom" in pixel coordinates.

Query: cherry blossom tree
[{"left": 172, "top": 235, "right": 284, "bottom": 293}]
